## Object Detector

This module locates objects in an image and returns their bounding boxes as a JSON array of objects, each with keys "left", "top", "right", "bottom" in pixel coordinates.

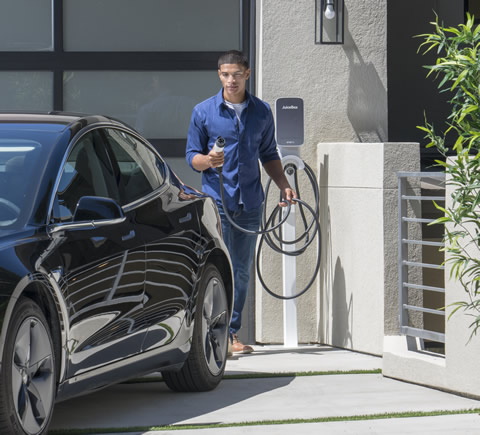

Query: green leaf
[
  {"left": 451, "top": 69, "right": 469, "bottom": 91},
  {"left": 419, "top": 19, "right": 480, "bottom": 336},
  {"left": 453, "top": 135, "right": 465, "bottom": 152},
  {"left": 416, "top": 125, "right": 432, "bottom": 133}
]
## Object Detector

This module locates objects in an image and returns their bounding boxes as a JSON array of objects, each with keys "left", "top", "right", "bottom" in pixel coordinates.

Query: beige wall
[
  {"left": 256, "top": 0, "right": 388, "bottom": 148},
  {"left": 255, "top": 1, "right": 390, "bottom": 350}
]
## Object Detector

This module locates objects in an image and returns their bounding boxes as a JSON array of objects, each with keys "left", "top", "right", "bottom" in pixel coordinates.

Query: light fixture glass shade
[
  {"left": 324, "top": 5, "right": 335, "bottom": 19},
  {"left": 315, "top": 0, "right": 344, "bottom": 44}
]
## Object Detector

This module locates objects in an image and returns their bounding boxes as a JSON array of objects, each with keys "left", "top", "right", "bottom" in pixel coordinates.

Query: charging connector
[{"left": 213, "top": 136, "right": 225, "bottom": 172}]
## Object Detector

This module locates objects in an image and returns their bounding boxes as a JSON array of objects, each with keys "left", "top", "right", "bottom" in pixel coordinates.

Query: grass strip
[
  {"left": 122, "top": 369, "right": 382, "bottom": 384},
  {"left": 48, "top": 408, "right": 480, "bottom": 435}
]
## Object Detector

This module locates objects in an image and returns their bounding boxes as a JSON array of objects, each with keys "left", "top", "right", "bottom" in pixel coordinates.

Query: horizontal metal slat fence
[{"left": 398, "top": 171, "right": 446, "bottom": 343}]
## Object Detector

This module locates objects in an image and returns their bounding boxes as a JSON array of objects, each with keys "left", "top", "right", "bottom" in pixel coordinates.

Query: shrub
[{"left": 418, "top": 13, "right": 480, "bottom": 336}]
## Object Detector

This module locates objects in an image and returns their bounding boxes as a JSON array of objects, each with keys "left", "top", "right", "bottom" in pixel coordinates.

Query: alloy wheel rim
[
  {"left": 12, "top": 317, "right": 55, "bottom": 435},
  {"left": 201, "top": 277, "right": 228, "bottom": 376}
]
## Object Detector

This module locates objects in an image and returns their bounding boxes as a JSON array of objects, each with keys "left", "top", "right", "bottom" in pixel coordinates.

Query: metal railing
[{"left": 397, "top": 171, "right": 446, "bottom": 343}]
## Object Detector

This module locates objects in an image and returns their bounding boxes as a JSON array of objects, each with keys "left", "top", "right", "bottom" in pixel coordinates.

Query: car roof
[{"left": 0, "top": 112, "right": 125, "bottom": 130}]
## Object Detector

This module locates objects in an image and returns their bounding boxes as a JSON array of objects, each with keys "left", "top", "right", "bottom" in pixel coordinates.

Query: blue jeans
[{"left": 218, "top": 204, "right": 262, "bottom": 335}]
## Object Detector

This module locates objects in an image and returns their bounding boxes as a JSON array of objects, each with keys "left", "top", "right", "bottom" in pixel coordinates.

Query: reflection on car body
[{"left": 0, "top": 113, "right": 233, "bottom": 435}]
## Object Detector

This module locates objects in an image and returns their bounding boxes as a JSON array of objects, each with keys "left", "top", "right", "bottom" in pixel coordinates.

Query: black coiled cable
[{"left": 218, "top": 162, "right": 321, "bottom": 300}]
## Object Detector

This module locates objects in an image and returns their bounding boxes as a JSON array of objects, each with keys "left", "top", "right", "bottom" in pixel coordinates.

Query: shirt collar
[{"left": 215, "top": 88, "right": 252, "bottom": 109}]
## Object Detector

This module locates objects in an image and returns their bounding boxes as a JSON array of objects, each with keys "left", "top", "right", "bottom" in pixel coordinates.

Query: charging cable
[
  {"left": 215, "top": 136, "right": 292, "bottom": 235},
  {"left": 256, "top": 162, "right": 321, "bottom": 300},
  {"left": 214, "top": 136, "right": 322, "bottom": 300}
]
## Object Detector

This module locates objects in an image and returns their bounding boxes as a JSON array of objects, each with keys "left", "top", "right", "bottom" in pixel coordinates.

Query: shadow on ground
[{"left": 50, "top": 369, "right": 294, "bottom": 430}]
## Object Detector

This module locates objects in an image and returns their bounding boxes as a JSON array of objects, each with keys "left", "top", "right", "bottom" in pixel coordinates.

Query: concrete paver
[
  {"left": 50, "top": 373, "right": 479, "bottom": 429},
  {"left": 225, "top": 344, "right": 381, "bottom": 374}
]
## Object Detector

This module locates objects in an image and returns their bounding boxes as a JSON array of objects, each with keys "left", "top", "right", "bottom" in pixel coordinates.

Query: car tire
[
  {"left": 0, "top": 297, "right": 56, "bottom": 435},
  {"left": 163, "top": 263, "right": 229, "bottom": 392}
]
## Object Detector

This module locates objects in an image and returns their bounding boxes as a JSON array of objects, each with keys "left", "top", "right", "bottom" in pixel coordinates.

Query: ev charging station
[
  {"left": 219, "top": 97, "right": 319, "bottom": 349},
  {"left": 275, "top": 97, "right": 304, "bottom": 348}
]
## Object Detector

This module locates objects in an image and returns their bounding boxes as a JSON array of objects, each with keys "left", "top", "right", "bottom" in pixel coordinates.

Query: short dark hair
[{"left": 218, "top": 50, "right": 249, "bottom": 69}]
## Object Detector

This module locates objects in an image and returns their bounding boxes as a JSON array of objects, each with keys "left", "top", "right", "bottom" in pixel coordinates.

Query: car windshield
[{"left": 0, "top": 124, "right": 64, "bottom": 229}]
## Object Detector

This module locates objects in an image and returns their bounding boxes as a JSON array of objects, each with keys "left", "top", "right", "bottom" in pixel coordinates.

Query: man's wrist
[
  {"left": 202, "top": 154, "right": 211, "bottom": 169},
  {"left": 192, "top": 154, "right": 211, "bottom": 171}
]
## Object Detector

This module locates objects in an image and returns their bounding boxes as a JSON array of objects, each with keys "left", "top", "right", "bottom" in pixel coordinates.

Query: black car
[{"left": 0, "top": 113, "right": 233, "bottom": 435}]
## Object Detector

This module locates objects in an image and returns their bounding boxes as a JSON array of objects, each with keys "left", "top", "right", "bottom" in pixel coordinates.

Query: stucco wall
[
  {"left": 255, "top": 0, "right": 389, "bottom": 348},
  {"left": 257, "top": 0, "right": 388, "bottom": 147}
]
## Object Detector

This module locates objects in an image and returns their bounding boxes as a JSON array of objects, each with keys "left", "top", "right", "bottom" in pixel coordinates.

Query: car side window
[
  {"left": 52, "top": 130, "right": 120, "bottom": 223},
  {"left": 103, "top": 128, "right": 166, "bottom": 205}
]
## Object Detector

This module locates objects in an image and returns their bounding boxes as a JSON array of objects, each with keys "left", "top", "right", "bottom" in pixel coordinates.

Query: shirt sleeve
[
  {"left": 185, "top": 105, "right": 208, "bottom": 173},
  {"left": 258, "top": 105, "right": 281, "bottom": 165}
]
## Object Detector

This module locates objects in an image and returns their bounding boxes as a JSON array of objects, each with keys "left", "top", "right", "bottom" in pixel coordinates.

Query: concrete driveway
[{"left": 48, "top": 345, "right": 480, "bottom": 435}]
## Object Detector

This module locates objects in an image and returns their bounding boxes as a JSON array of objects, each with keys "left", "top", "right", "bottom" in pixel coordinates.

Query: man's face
[{"left": 218, "top": 63, "right": 251, "bottom": 104}]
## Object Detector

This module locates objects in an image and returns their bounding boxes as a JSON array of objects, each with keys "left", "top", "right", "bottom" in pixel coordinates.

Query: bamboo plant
[{"left": 418, "top": 13, "right": 480, "bottom": 336}]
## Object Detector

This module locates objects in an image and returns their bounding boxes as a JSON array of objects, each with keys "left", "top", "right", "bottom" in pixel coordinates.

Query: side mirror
[{"left": 73, "top": 196, "right": 124, "bottom": 222}]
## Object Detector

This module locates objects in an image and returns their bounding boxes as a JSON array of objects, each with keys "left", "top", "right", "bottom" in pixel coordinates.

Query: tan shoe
[
  {"left": 227, "top": 338, "right": 233, "bottom": 357},
  {"left": 231, "top": 334, "right": 254, "bottom": 354}
]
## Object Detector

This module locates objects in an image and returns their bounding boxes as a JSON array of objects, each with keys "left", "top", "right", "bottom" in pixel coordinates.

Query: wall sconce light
[{"left": 315, "top": 0, "right": 344, "bottom": 44}]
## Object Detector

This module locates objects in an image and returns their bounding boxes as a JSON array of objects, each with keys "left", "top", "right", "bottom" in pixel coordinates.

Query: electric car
[{"left": 0, "top": 113, "right": 233, "bottom": 435}]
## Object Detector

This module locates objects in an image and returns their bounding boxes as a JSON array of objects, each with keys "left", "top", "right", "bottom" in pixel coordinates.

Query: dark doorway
[{"left": 387, "top": 1, "right": 464, "bottom": 169}]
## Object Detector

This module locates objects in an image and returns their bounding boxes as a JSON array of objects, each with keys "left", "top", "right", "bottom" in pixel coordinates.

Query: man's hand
[
  {"left": 191, "top": 149, "right": 224, "bottom": 172},
  {"left": 207, "top": 148, "right": 224, "bottom": 168},
  {"left": 279, "top": 187, "right": 297, "bottom": 207},
  {"left": 263, "top": 160, "right": 298, "bottom": 207}
]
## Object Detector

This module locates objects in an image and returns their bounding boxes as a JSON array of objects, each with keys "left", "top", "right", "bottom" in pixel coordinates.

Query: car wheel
[
  {"left": 163, "top": 263, "right": 229, "bottom": 392},
  {"left": 0, "top": 297, "right": 56, "bottom": 435}
]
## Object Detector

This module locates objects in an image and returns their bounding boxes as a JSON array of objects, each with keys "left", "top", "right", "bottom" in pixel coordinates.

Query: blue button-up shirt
[{"left": 186, "top": 89, "right": 280, "bottom": 212}]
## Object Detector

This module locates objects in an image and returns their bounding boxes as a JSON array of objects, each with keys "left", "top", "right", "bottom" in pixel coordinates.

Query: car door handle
[
  {"left": 121, "top": 230, "right": 136, "bottom": 241},
  {"left": 179, "top": 212, "right": 192, "bottom": 224},
  {"left": 91, "top": 236, "right": 107, "bottom": 248}
]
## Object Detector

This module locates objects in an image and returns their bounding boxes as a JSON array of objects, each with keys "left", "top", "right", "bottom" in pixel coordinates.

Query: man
[{"left": 186, "top": 50, "right": 296, "bottom": 354}]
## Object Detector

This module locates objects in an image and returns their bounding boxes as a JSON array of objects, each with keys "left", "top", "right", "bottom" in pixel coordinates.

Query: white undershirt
[{"left": 225, "top": 100, "right": 247, "bottom": 122}]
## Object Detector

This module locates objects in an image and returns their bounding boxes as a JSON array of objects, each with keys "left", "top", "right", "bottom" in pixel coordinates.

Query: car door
[
  {"left": 102, "top": 128, "right": 202, "bottom": 351},
  {"left": 47, "top": 129, "right": 146, "bottom": 377}
]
